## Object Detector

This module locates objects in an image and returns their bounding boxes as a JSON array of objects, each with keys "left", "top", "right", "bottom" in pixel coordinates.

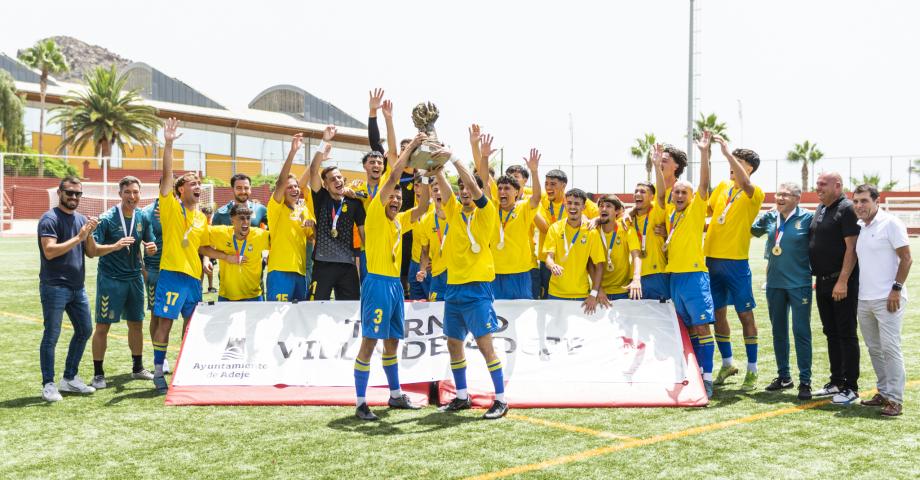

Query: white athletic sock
[
  {"left": 456, "top": 388, "right": 469, "bottom": 400},
  {"left": 495, "top": 393, "right": 506, "bottom": 403},
  {"left": 722, "top": 358, "right": 733, "bottom": 368},
  {"left": 702, "top": 372, "right": 713, "bottom": 382},
  {"left": 390, "top": 389, "right": 402, "bottom": 399},
  {"left": 356, "top": 396, "right": 366, "bottom": 407},
  {"left": 747, "top": 363, "right": 758, "bottom": 373}
]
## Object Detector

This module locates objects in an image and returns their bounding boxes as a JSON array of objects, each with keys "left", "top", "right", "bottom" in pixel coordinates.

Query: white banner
[{"left": 172, "top": 300, "right": 687, "bottom": 388}]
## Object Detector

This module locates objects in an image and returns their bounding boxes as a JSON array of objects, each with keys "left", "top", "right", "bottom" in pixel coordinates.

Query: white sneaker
[
  {"left": 131, "top": 369, "right": 154, "bottom": 380},
  {"left": 42, "top": 382, "right": 63, "bottom": 402},
  {"left": 163, "top": 358, "right": 171, "bottom": 374},
  {"left": 58, "top": 376, "right": 96, "bottom": 394},
  {"left": 831, "top": 389, "right": 859, "bottom": 405},
  {"left": 91, "top": 375, "right": 107, "bottom": 389}
]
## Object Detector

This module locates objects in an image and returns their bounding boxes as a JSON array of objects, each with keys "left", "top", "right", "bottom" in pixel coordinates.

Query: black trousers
[
  {"left": 815, "top": 275, "right": 860, "bottom": 391},
  {"left": 311, "top": 260, "right": 360, "bottom": 301}
]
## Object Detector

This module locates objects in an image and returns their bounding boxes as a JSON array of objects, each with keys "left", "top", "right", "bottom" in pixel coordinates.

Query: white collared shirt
[{"left": 856, "top": 208, "right": 910, "bottom": 300}]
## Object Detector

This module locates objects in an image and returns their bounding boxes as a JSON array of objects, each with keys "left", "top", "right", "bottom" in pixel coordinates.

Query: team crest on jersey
[
  {"left": 580, "top": 238, "right": 587, "bottom": 244},
  {"left": 795, "top": 220, "right": 802, "bottom": 229},
  {"left": 616, "top": 238, "right": 621, "bottom": 245},
  {"left": 699, "top": 314, "right": 706, "bottom": 320},
  {"left": 802, "top": 297, "right": 809, "bottom": 305},
  {"left": 342, "top": 204, "right": 348, "bottom": 213}
]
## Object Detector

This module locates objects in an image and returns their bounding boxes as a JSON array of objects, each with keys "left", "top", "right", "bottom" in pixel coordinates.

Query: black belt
[{"left": 818, "top": 271, "right": 840, "bottom": 282}]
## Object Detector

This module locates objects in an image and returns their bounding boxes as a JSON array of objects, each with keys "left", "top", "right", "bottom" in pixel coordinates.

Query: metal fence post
[
  {"left": 1, "top": 153, "right": 5, "bottom": 234},
  {"left": 101, "top": 153, "right": 108, "bottom": 212}
]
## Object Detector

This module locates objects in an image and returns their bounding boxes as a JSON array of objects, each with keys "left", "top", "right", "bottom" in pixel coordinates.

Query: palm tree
[
  {"left": 18, "top": 39, "right": 69, "bottom": 175},
  {"left": 850, "top": 172, "right": 898, "bottom": 192},
  {"left": 692, "top": 112, "right": 729, "bottom": 141},
  {"left": 630, "top": 133, "right": 656, "bottom": 182},
  {"left": 49, "top": 65, "right": 161, "bottom": 158},
  {"left": 0, "top": 70, "right": 26, "bottom": 154},
  {"left": 786, "top": 140, "right": 824, "bottom": 192}
]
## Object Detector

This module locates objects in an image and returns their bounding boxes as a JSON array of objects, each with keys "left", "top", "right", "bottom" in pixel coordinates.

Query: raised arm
[
  {"left": 698, "top": 134, "right": 711, "bottom": 201},
  {"left": 275, "top": 133, "right": 304, "bottom": 203},
  {"left": 368, "top": 88, "right": 384, "bottom": 154},
  {"left": 478, "top": 132, "right": 497, "bottom": 200},
  {"left": 469, "top": 124, "right": 484, "bottom": 184},
  {"left": 713, "top": 134, "right": 753, "bottom": 197},
  {"left": 308, "top": 126, "right": 336, "bottom": 193},
  {"left": 436, "top": 148, "right": 484, "bottom": 202},
  {"left": 410, "top": 178, "right": 431, "bottom": 223},
  {"left": 378, "top": 133, "right": 425, "bottom": 207},
  {"left": 652, "top": 144, "right": 666, "bottom": 208},
  {"left": 434, "top": 167, "right": 453, "bottom": 211},
  {"left": 381, "top": 99, "right": 397, "bottom": 167},
  {"left": 526, "top": 148, "right": 542, "bottom": 209},
  {"left": 159, "top": 118, "right": 182, "bottom": 197}
]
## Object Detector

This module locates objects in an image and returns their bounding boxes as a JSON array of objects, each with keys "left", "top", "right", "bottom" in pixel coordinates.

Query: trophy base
[{"left": 408, "top": 142, "right": 448, "bottom": 172}]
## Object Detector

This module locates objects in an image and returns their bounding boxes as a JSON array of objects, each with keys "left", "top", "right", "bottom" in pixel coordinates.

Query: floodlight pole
[{"left": 686, "top": 0, "right": 696, "bottom": 183}]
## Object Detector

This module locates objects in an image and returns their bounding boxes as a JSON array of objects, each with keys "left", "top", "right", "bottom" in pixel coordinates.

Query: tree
[
  {"left": 18, "top": 39, "right": 69, "bottom": 176},
  {"left": 630, "top": 133, "right": 657, "bottom": 182},
  {"left": 0, "top": 70, "right": 26, "bottom": 154},
  {"left": 692, "top": 112, "right": 729, "bottom": 141},
  {"left": 850, "top": 172, "right": 898, "bottom": 192},
  {"left": 786, "top": 140, "right": 824, "bottom": 192},
  {"left": 49, "top": 65, "right": 161, "bottom": 159}
]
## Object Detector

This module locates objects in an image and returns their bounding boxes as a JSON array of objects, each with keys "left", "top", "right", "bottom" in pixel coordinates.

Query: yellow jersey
[
  {"left": 537, "top": 194, "right": 599, "bottom": 261},
  {"left": 600, "top": 217, "right": 639, "bottom": 295},
  {"left": 158, "top": 193, "right": 210, "bottom": 278},
  {"left": 543, "top": 220, "right": 606, "bottom": 298},
  {"left": 704, "top": 181, "right": 765, "bottom": 260},
  {"left": 442, "top": 195, "right": 497, "bottom": 284},
  {"left": 266, "top": 196, "right": 312, "bottom": 275},
  {"left": 209, "top": 226, "right": 270, "bottom": 300},
  {"left": 492, "top": 201, "right": 539, "bottom": 274},
  {"left": 411, "top": 204, "right": 434, "bottom": 263},
  {"left": 626, "top": 204, "right": 668, "bottom": 277},
  {"left": 364, "top": 198, "right": 415, "bottom": 278},
  {"left": 663, "top": 192, "right": 708, "bottom": 274},
  {"left": 420, "top": 209, "right": 450, "bottom": 276}
]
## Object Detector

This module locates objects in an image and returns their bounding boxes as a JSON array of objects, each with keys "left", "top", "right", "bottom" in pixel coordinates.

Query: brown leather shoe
[
  {"left": 881, "top": 401, "right": 903, "bottom": 417},
  {"left": 860, "top": 393, "right": 887, "bottom": 407}
]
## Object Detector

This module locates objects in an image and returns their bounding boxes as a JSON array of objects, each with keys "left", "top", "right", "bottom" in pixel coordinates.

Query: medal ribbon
[
  {"left": 233, "top": 235, "right": 248, "bottom": 265},
  {"left": 498, "top": 206, "right": 514, "bottom": 245},
  {"left": 599, "top": 221, "right": 618, "bottom": 266},
  {"left": 548, "top": 201, "right": 563, "bottom": 223},
  {"left": 774, "top": 206, "right": 797, "bottom": 249},
  {"left": 665, "top": 210, "right": 685, "bottom": 248},
  {"left": 180, "top": 203, "right": 194, "bottom": 245},
  {"left": 720, "top": 187, "right": 744, "bottom": 221},
  {"left": 461, "top": 211, "right": 478, "bottom": 250},
  {"left": 562, "top": 224, "right": 581, "bottom": 258},
  {"left": 330, "top": 198, "right": 345, "bottom": 233}
]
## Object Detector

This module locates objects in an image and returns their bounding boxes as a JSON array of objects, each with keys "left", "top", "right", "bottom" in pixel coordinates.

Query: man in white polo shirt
[{"left": 852, "top": 184, "right": 912, "bottom": 417}]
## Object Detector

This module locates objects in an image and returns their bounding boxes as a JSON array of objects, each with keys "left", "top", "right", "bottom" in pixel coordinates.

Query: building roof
[
  {"left": 120, "top": 62, "right": 225, "bottom": 110},
  {"left": 249, "top": 84, "right": 366, "bottom": 129},
  {"left": 0, "top": 53, "right": 53, "bottom": 85}
]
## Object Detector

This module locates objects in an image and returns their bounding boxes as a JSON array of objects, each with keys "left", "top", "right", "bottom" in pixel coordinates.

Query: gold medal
[
  {"left": 772, "top": 245, "right": 782, "bottom": 256},
  {"left": 331, "top": 228, "right": 339, "bottom": 238},
  {"left": 717, "top": 215, "right": 726, "bottom": 225},
  {"left": 639, "top": 250, "right": 647, "bottom": 258},
  {"left": 606, "top": 262, "right": 614, "bottom": 272},
  {"left": 181, "top": 237, "right": 190, "bottom": 248},
  {"left": 471, "top": 243, "right": 481, "bottom": 254}
]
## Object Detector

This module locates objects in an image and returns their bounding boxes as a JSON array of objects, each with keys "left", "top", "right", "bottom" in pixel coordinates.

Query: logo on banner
[{"left": 221, "top": 337, "right": 245, "bottom": 361}]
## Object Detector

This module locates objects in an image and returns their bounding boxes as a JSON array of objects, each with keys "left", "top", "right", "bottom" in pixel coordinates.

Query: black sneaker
[
  {"left": 438, "top": 397, "right": 472, "bottom": 412},
  {"left": 483, "top": 400, "right": 509, "bottom": 420},
  {"left": 765, "top": 377, "right": 794, "bottom": 391},
  {"left": 388, "top": 394, "right": 421, "bottom": 410},
  {"left": 797, "top": 383, "right": 812, "bottom": 400},
  {"left": 355, "top": 403, "right": 379, "bottom": 421}
]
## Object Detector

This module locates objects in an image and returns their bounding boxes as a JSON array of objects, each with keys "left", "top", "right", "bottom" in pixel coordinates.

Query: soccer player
[
  {"left": 211, "top": 174, "right": 268, "bottom": 227},
  {"left": 308, "top": 126, "right": 366, "bottom": 300},
  {"left": 658, "top": 144, "right": 688, "bottom": 206},
  {"left": 704, "top": 135, "right": 765, "bottom": 391},
  {"left": 140, "top": 197, "right": 169, "bottom": 373},
  {"left": 625, "top": 182, "right": 670, "bottom": 300},
  {"left": 407, "top": 175, "right": 433, "bottom": 300},
  {"left": 431, "top": 147, "right": 508, "bottom": 419},
  {"left": 476, "top": 136, "right": 543, "bottom": 300},
  {"left": 653, "top": 137, "right": 716, "bottom": 398},
  {"left": 151, "top": 117, "right": 211, "bottom": 394},
  {"left": 543, "top": 189, "right": 607, "bottom": 313},
  {"left": 266, "top": 132, "right": 318, "bottom": 302},
  {"left": 89, "top": 176, "right": 157, "bottom": 388},
  {"left": 201, "top": 204, "right": 271, "bottom": 301},
  {"left": 595, "top": 195, "right": 643, "bottom": 301},
  {"left": 504, "top": 164, "right": 533, "bottom": 200},
  {"left": 353, "top": 133, "right": 429, "bottom": 421},
  {"left": 416, "top": 183, "right": 449, "bottom": 301}
]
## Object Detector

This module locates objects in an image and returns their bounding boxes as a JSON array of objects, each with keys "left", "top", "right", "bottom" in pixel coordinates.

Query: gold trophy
[{"left": 408, "top": 102, "right": 448, "bottom": 172}]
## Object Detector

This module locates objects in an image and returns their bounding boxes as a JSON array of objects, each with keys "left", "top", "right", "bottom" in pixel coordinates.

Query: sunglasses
[{"left": 61, "top": 190, "right": 83, "bottom": 198}]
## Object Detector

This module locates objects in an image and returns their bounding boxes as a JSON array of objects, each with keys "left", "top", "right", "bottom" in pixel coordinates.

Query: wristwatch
[{"left": 892, "top": 282, "right": 903, "bottom": 291}]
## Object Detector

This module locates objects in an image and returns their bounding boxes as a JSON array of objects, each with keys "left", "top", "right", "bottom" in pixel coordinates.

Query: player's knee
[{"left": 446, "top": 337, "right": 465, "bottom": 358}]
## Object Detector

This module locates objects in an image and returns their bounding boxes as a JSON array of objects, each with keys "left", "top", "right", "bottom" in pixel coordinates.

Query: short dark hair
[
  {"left": 118, "top": 176, "right": 141, "bottom": 191},
  {"left": 458, "top": 175, "right": 484, "bottom": 190},
  {"left": 732, "top": 148, "right": 760, "bottom": 173},
  {"left": 854, "top": 184, "right": 880, "bottom": 201},
  {"left": 361, "top": 151, "right": 384, "bottom": 164},
  {"left": 505, "top": 165, "right": 529, "bottom": 181},
  {"left": 663, "top": 145, "right": 687, "bottom": 178},
  {"left": 564, "top": 188, "right": 587, "bottom": 204},
  {"left": 496, "top": 175, "right": 521, "bottom": 191},
  {"left": 321, "top": 166, "right": 339, "bottom": 182},
  {"left": 636, "top": 181, "right": 656, "bottom": 196},
  {"left": 174, "top": 172, "right": 199, "bottom": 196},
  {"left": 546, "top": 169, "right": 568, "bottom": 183},
  {"left": 201, "top": 206, "right": 213, "bottom": 215},
  {"left": 400, "top": 138, "right": 412, "bottom": 147},
  {"left": 598, "top": 194, "right": 624, "bottom": 210},
  {"left": 59, "top": 176, "right": 81, "bottom": 190},
  {"left": 230, "top": 173, "right": 251, "bottom": 188},
  {"left": 229, "top": 203, "right": 253, "bottom": 218}
]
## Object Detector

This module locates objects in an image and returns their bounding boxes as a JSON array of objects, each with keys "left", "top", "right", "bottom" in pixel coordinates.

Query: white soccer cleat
[
  {"left": 58, "top": 376, "right": 96, "bottom": 394},
  {"left": 91, "top": 375, "right": 107, "bottom": 389},
  {"left": 42, "top": 382, "right": 63, "bottom": 402}
]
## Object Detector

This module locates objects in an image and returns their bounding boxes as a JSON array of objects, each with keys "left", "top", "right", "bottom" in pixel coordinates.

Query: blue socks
[
  {"left": 715, "top": 333, "right": 733, "bottom": 367},
  {"left": 698, "top": 334, "right": 715, "bottom": 381},
  {"left": 382, "top": 353, "right": 401, "bottom": 398},
  {"left": 153, "top": 341, "right": 168, "bottom": 377},
  {"left": 487, "top": 359, "right": 505, "bottom": 402},
  {"left": 744, "top": 335, "right": 759, "bottom": 372},
  {"left": 354, "top": 357, "right": 370, "bottom": 406},
  {"left": 451, "top": 358, "right": 468, "bottom": 399}
]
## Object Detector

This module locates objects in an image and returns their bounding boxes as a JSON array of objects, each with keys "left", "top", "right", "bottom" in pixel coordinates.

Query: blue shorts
[
  {"left": 145, "top": 268, "right": 160, "bottom": 312},
  {"left": 266, "top": 270, "right": 307, "bottom": 302},
  {"left": 443, "top": 282, "right": 499, "bottom": 340},
  {"left": 96, "top": 273, "right": 145, "bottom": 323},
  {"left": 218, "top": 295, "right": 263, "bottom": 302},
  {"left": 492, "top": 272, "right": 533, "bottom": 300},
  {"left": 428, "top": 271, "right": 447, "bottom": 301},
  {"left": 407, "top": 260, "right": 430, "bottom": 300},
  {"left": 153, "top": 270, "right": 202, "bottom": 321},
  {"left": 530, "top": 267, "right": 542, "bottom": 300},
  {"left": 669, "top": 272, "right": 714, "bottom": 327},
  {"left": 706, "top": 258, "right": 756, "bottom": 313},
  {"left": 361, "top": 273, "right": 405, "bottom": 339},
  {"left": 547, "top": 294, "right": 585, "bottom": 301},
  {"left": 641, "top": 273, "right": 671, "bottom": 300},
  {"left": 607, "top": 292, "right": 629, "bottom": 301}
]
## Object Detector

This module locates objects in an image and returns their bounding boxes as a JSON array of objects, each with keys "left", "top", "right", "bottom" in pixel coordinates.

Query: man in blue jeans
[
  {"left": 751, "top": 182, "right": 814, "bottom": 400},
  {"left": 38, "top": 176, "right": 100, "bottom": 402}
]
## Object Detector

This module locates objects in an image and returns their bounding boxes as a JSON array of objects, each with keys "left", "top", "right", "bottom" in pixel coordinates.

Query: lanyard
[
  {"left": 665, "top": 210, "right": 685, "bottom": 248},
  {"left": 369, "top": 183, "right": 379, "bottom": 199},
  {"left": 179, "top": 203, "right": 194, "bottom": 244},
  {"left": 461, "top": 210, "right": 480, "bottom": 252},
  {"left": 548, "top": 201, "right": 563, "bottom": 223},
  {"left": 599, "top": 221, "right": 618, "bottom": 264},
  {"left": 233, "top": 235, "right": 248, "bottom": 265},
  {"left": 775, "top": 207, "right": 797, "bottom": 246},
  {"left": 435, "top": 216, "right": 449, "bottom": 251},
  {"left": 562, "top": 224, "right": 581, "bottom": 258},
  {"left": 498, "top": 206, "right": 514, "bottom": 245},
  {"left": 117, "top": 204, "right": 135, "bottom": 239},
  {"left": 719, "top": 187, "right": 744, "bottom": 222},
  {"left": 636, "top": 214, "right": 649, "bottom": 252},
  {"left": 330, "top": 199, "right": 345, "bottom": 232}
]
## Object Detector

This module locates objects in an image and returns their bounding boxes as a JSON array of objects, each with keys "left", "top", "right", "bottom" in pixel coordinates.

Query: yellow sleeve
[
  {"left": 625, "top": 221, "right": 640, "bottom": 251},
  {"left": 542, "top": 223, "right": 558, "bottom": 255},
  {"left": 589, "top": 230, "right": 606, "bottom": 264}
]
